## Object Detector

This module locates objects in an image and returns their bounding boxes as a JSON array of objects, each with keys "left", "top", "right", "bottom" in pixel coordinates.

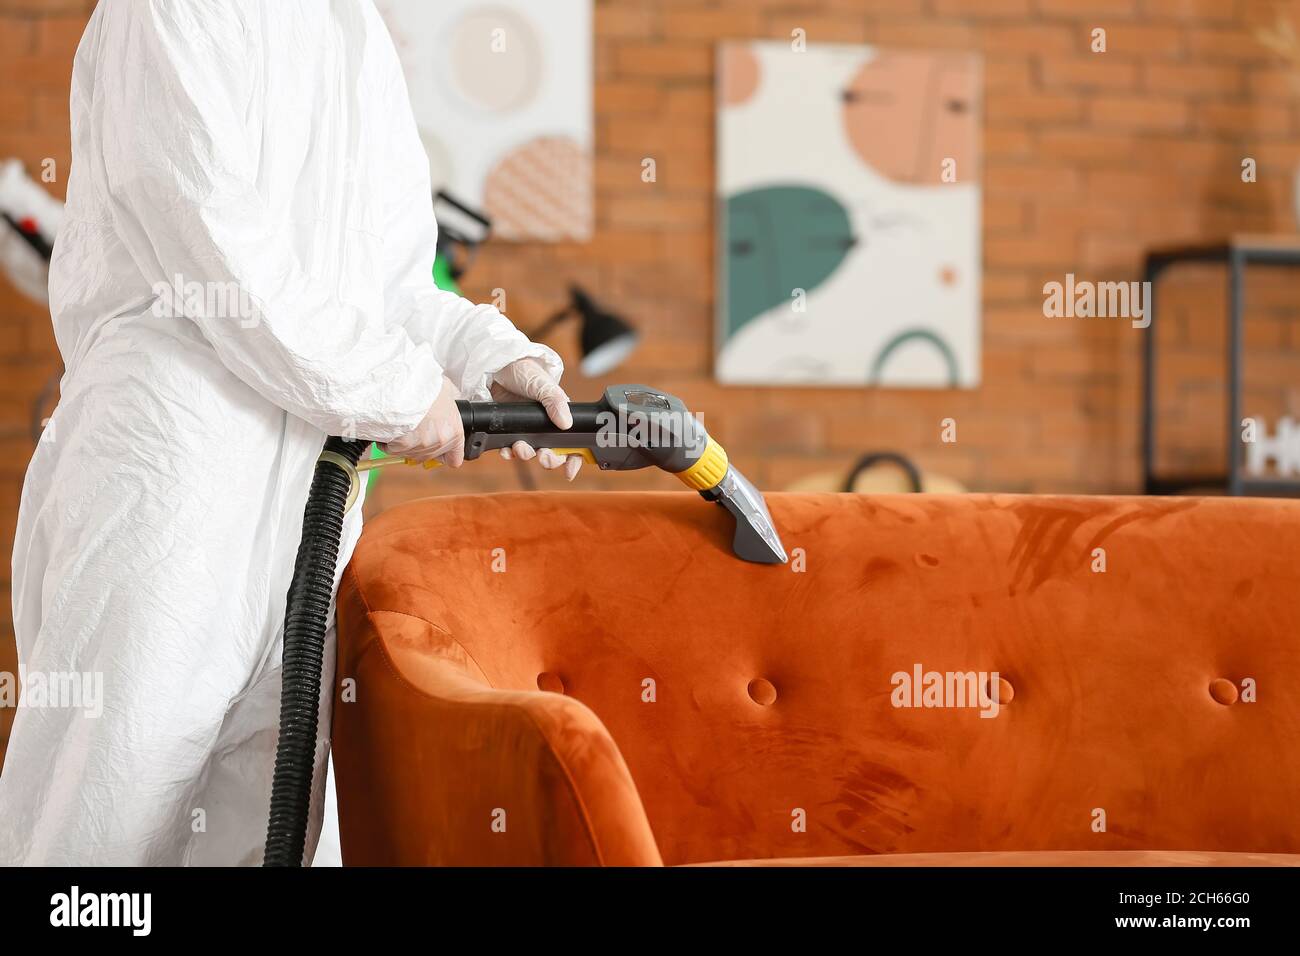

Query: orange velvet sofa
[{"left": 331, "top": 492, "right": 1300, "bottom": 866}]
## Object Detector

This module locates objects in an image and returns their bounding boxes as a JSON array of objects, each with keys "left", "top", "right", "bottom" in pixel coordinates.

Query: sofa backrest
[{"left": 339, "top": 491, "right": 1300, "bottom": 865}]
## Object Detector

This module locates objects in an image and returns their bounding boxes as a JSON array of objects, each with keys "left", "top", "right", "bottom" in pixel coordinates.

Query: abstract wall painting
[
  {"left": 717, "top": 41, "right": 983, "bottom": 388},
  {"left": 377, "top": 0, "right": 593, "bottom": 242}
]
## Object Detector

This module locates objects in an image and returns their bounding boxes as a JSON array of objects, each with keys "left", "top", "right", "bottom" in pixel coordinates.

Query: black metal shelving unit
[{"left": 1142, "top": 234, "right": 1300, "bottom": 498}]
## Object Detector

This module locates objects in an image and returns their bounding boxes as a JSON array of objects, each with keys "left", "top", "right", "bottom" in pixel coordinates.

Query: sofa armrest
[{"left": 332, "top": 607, "right": 663, "bottom": 866}]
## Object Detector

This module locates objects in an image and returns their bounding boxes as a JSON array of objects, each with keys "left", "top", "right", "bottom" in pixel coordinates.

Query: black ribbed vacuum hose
[{"left": 263, "top": 436, "right": 368, "bottom": 867}]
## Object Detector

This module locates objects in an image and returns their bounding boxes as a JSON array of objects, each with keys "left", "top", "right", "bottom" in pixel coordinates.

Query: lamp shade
[{"left": 572, "top": 286, "right": 639, "bottom": 376}]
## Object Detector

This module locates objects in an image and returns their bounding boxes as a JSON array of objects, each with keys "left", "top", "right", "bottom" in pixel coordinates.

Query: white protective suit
[{"left": 0, "top": 0, "right": 560, "bottom": 865}]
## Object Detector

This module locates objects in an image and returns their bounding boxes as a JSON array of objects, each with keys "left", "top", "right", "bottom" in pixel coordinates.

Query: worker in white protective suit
[{"left": 0, "top": 0, "right": 584, "bottom": 866}]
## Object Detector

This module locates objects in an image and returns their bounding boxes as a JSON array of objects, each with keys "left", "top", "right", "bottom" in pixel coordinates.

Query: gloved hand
[
  {"left": 491, "top": 357, "right": 583, "bottom": 481},
  {"left": 384, "top": 374, "right": 466, "bottom": 466}
]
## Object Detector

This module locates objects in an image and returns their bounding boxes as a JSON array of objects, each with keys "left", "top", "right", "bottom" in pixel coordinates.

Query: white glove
[
  {"left": 491, "top": 358, "right": 583, "bottom": 481},
  {"left": 384, "top": 375, "right": 466, "bottom": 466}
]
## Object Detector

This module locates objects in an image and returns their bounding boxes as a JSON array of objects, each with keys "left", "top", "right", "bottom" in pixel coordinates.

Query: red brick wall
[{"left": 3, "top": 0, "right": 1300, "bottom": 756}]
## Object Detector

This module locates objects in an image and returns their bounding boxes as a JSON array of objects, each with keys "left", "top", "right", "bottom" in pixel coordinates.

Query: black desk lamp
[{"left": 528, "top": 285, "right": 639, "bottom": 377}]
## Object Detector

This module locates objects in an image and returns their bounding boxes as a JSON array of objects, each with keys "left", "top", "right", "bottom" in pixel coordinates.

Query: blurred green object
[
  {"left": 365, "top": 253, "right": 462, "bottom": 492},
  {"left": 433, "top": 252, "right": 459, "bottom": 295},
  {"left": 366, "top": 443, "right": 385, "bottom": 490}
]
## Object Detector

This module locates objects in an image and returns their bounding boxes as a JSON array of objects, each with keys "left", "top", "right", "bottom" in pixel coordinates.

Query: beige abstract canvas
[{"left": 377, "top": 0, "right": 593, "bottom": 242}]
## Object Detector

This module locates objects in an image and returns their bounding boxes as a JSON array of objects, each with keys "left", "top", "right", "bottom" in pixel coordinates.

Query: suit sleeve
[
  {"left": 100, "top": 0, "right": 441, "bottom": 440},
  {"left": 378, "top": 40, "right": 563, "bottom": 402}
]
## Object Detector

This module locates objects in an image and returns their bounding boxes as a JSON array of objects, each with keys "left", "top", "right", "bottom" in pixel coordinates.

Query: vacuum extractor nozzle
[{"left": 361, "top": 384, "right": 788, "bottom": 564}]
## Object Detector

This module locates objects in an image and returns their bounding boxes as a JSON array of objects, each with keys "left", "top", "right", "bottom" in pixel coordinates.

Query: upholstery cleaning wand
[{"left": 263, "top": 384, "right": 786, "bottom": 865}]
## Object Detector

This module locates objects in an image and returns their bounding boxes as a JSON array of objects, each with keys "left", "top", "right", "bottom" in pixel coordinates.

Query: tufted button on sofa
[{"left": 331, "top": 492, "right": 1300, "bottom": 866}]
